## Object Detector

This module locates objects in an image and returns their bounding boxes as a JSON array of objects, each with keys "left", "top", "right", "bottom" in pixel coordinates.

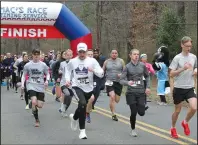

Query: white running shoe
[
  {"left": 69, "top": 114, "right": 78, "bottom": 131},
  {"left": 60, "top": 103, "right": 65, "bottom": 112},
  {"left": 61, "top": 111, "right": 68, "bottom": 117},
  {"left": 130, "top": 130, "right": 137, "bottom": 137},
  {"left": 157, "top": 101, "right": 163, "bottom": 105},
  {"left": 25, "top": 105, "right": 30, "bottom": 110},
  {"left": 163, "top": 102, "right": 167, "bottom": 106},
  {"left": 79, "top": 129, "right": 87, "bottom": 139}
]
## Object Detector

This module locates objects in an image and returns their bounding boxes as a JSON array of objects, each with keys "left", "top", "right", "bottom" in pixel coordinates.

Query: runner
[
  {"left": 18, "top": 54, "right": 30, "bottom": 107},
  {"left": 65, "top": 43, "right": 104, "bottom": 139},
  {"left": 85, "top": 50, "right": 95, "bottom": 123},
  {"left": 86, "top": 50, "right": 93, "bottom": 58},
  {"left": 11, "top": 56, "right": 18, "bottom": 93},
  {"left": 2, "top": 53, "right": 14, "bottom": 91},
  {"left": 13, "top": 51, "right": 27, "bottom": 99},
  {"left": 120, "top": 49, "right": 150, "bottom": 137},
  {"left": 169, "top": 36, "right": 197, "bottom": 138},
  {"left": 92, "top": 48, "right": 106, "bottom": 110},
  {"left": 85, "top": 49, "right": 106, "bottom": 123},
  {"left": 0, "top": 55, "right": 5, "bottom": 83},
  {"left": 21, "top": 49, "right": 49, "bottom": 127},
  {"left": 140, "top": 53, "right": 155, "bottom": 110},
  {"left": 59, "top": 49, "right": 74, "bottom": 117},
  {"left": 103, "top": 50, "right": 125, "bottom": 121},
  {"left": 52, "top": 51, "right": 66, "bottom": 102}
]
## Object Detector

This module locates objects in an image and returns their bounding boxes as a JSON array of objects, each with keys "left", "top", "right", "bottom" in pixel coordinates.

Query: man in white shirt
[{"left": 65, "top": 43, "right": 104, "bottom": 139}]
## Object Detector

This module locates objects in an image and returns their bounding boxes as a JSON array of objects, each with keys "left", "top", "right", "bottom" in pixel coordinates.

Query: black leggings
[
  {"left": 159, "top": 95, "right": 167, "bottom": 103},
  {"left": 129, "top": 103, "right": 145, "bottom": 130},
  {"left": 143, "top": 80, "right": 147, "bottom": 105},
  {"left": 12, "top": 73, "right": 17, "bottom": 91},
  {"left": 73, "top": 87, "right": 92, "bottom": 129},
  {"left": 24, "top": 82, "right": 29, "bottom": 105}
]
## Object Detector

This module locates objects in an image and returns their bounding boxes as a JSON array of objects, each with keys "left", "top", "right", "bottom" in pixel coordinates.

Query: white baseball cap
[{"left": 77, "top": 43, "right": 88, "bottom": 52}]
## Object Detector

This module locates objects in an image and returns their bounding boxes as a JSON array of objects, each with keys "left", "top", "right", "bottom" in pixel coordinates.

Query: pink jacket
[
  {"left": 144, "top": 62, "right": 155, "bottom": 75},
  {"left": 25, "top": 74, "right": 29, "bottom": 81}
]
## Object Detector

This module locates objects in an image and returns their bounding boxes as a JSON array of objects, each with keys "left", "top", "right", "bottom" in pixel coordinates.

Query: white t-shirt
[
  {"left": 14, "top": 57, "right": 23, "bottom": 76},
  {"left": 65, "top": 57, "right": 104, "bottom": 93}
]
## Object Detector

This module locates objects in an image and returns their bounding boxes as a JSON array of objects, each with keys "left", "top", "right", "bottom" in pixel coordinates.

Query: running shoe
[
  {"left": 29, "top": 101, "right": 32, "bottom": 109},
  {"left": 69, "top": 114, "right": 78, "bottom": 131},
  {"left": 20, "top": 95, "right": 24, "bottom": 100},
  {"left": 130, "top": 130, "right": 137, "bottom": 137},
  {"left": 25, "top": 105, "right": 30, "bottom": 110},
  {"left": 86, "top": 113, "right": 91, "bottom": 123},
  {"left": 112, "top": 115, "right": 118, "bottom": 121},
  {"left": 181, "top": 120, "right": 190, "bottom": 136},
  {"left": 55, "top": 97, "right": 60, "bottom": 102},
  {"left": 79, "top": 129, "right": 87, "bottom": 139},
  {"left": 170, "top": 127, "right": 179, "bottom": 139},
  {"left": 61, "top": 112, "right": 68, "bottom": 117},
  {"left": 35, "top": 119, "right": 40, "bottom": 127}
]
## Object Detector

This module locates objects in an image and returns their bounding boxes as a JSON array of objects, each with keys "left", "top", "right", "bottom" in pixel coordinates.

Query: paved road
[{"left": 1, "top": 86, "right": 197, "bottom": 144}]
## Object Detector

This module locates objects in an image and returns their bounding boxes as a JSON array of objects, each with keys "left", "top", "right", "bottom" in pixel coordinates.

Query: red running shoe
[
  {"left": 181, "top": 120, "right": 190, "bottom": 136},
  {"left": 171, "top": 128, "right": 179, "bottom": 139}
]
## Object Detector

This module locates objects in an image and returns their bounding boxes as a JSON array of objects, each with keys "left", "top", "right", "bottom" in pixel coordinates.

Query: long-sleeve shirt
[
  {"left": 65, "top": 57, "right": 104, "bottom": 93},
  {"left": 120, "top": 61, "right": 150, "bottom": 93},
  {"left": 144, "top": 62, "right": 155, "bottom": 75}
]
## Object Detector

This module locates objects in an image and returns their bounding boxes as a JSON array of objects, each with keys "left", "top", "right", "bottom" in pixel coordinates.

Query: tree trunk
[
  {"left": 96, "top": 1, "right": 100, "bottom": 49},
  {"left": 15, "top": 39, "right": 19, "bottom": 55}
]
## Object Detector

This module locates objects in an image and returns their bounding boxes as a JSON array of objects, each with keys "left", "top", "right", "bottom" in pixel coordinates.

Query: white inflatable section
[{"left": 1, "top": 1, "right": 62, "bottom": 26}]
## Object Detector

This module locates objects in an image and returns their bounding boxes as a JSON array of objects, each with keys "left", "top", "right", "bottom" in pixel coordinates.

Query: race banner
[{"left": 1, "top": 25, "right": 65, "bottom": 38}]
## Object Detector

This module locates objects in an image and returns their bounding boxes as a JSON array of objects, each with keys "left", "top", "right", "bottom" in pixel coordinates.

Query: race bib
[
  {"left": 94, "top": 82, "right": 97, "bottom": 87},
  {"left": 129, "top": 80, "right": 141, "bottom": 87},
  {"left": 77, "top": 77, "right": 89, "bottom": 84},
  {"left": 31, "top": 77, "right": 41, "bottom": 83},
  {"left": 105, "top": 80, "right": 113, "bottom": 86}
]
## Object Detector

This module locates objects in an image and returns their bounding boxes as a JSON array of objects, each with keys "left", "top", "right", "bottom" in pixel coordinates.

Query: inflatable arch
[{"left": 1, "top": 1, "right": 92, "bottom": 56}]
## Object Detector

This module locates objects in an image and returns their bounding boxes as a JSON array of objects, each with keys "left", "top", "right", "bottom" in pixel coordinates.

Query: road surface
[{"left": 1, "top": 86, "right": 197, "bottom": 144}]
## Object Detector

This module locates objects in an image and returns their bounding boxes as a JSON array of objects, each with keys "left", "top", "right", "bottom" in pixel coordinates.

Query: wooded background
[{"left": 1, "top": 1, "right": 197, "bottom": 62}]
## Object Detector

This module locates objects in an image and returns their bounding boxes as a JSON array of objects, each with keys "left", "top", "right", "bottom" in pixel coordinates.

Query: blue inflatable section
[{"left": 54, "top": 4, "right": 91, "bottom": 40}]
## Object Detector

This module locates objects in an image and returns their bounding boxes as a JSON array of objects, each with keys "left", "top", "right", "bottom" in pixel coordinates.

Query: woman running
[
  {"left": 18, "top": 54, "right": 30, "bottom": 103},
  {"left": 11, "top": 56, "right": 18, "bottom": 93},
  {"left": 52, "top": 51, "right": 66, "bottom": 103}
]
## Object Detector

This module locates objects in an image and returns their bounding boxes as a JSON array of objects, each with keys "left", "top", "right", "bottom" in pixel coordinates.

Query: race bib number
[
  {"left": 105, "top": 80, "right": 113, "bottom": 86},
  {"left": 77, "top": 77, "right": 89, "bottom": 84},
  {"left": 94, "top": 82, "right": 97, "bottom": 87},
  {"left": 130, "top": 80, "right": 141, "bottom": 87},
  {"left": 31, "top": 77, "right": 41, "bottom": 83}
]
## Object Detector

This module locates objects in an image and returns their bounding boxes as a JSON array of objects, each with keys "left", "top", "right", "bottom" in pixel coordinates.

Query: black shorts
[
  {"left": 28, "top": 90, "right": 45, "bottom": 102},
  {"left": 173, "top": 87, "right": 197, "bottom": 105},
  {"left": 126, "top": 92, "right": 146, "bottom": 106},
  {"left": 72, "top": 87, "right": 93, "bottom": 104},
  {"left": 61, "top": 85, "right": 74, "bottom": 96},
  {"left": 106, "top": 81, "right": 123, "bottom": 96}
]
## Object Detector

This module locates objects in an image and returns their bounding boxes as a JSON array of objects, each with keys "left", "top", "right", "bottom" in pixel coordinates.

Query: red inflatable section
[
  {"left": 70, "top": 33, "right": 92, "bottom": 57},
  {"left": 1, "top": 25, "right": 65, "bottom": 38}
]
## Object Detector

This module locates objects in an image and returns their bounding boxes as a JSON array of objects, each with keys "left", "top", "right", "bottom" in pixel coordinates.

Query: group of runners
[{"left": 0, "top": 36, "right": 197, "bottom": 140}]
